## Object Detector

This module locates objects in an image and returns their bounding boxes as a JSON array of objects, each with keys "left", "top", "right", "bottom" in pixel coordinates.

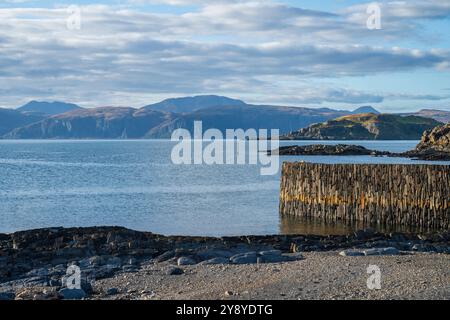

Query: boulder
[
  {"left": 230, "top": 252, "right": 257, "bottom": 264},
  {"left": 58, "top": 288, "right": 86, "bottom": 300},
  {"left": 177, "top": 257, "right": 196, "bottom": 266}
]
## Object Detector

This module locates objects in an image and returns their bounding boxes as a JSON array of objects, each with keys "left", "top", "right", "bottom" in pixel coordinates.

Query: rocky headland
[
  {"left": 281, "top": 113, "right": 442, "bottom": 141},
  {"left": 0, "top": 226, "right": 449, "bottom": 300},
  {"left": 403, "top": 123, "right": 450, "bottom": 160},
  {"left": 272, "top": 123, "right": 450, "bottom": 160},
  {"left": 271, "top": 144, "right": 390, "bottom": 156}
]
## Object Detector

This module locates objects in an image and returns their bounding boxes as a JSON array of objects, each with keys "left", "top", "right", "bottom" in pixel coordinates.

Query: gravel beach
[
  {"left": 1, "top": 227, "right": 449, "bottom": 300},
  {"left": 92, "top": 251, "right": 450, "bottom": 300}
]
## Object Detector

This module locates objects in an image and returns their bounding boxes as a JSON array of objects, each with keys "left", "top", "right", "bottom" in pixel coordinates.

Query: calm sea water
[{"left": 0, "top": 140, "right": 449, "bottom": 236}]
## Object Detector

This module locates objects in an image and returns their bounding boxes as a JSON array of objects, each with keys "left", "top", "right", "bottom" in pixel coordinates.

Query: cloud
[{"left": 0, "top": 2, "right": 448, "bottom": 108}]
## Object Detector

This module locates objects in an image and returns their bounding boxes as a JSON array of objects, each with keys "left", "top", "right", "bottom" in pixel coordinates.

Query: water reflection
[{"left": 279, "top": 215, "right": 444, "bottom": 236}]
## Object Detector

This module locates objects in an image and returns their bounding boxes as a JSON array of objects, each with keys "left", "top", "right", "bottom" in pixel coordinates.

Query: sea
[{"left": 0, "top": 140, "right": 448, "bottom": 236}]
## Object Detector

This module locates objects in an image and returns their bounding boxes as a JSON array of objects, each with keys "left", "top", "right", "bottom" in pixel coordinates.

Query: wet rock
[
  {"left": 58, "top": 288, "right": 86, "bottom": 300},
  {"left": 122, "top": 265, "right": 139, "bottom": 273},
  {"left": 177, "top": 257, "right": 196, "bottom": 266},
  {"left": 259, "top": 250, "right": 282, "bottom": 257},
  {"left": 354, "top": 229, "right": 375, "bottom": 240},
  {"left": 199, "top": 257, "right": 230, "bottom": 265},
  {"left": 271, "top": 144, "right": 390, "bottom": 156},
  {"left": 106, "top": 288, "right": 119, "bottom": 296},
  {"left": 363, "top": 247, "right": 400, "bottom": 256},
  {"left": 282, "top": 252, "right": 304, "bottom": 261},
  {"left": 49, "top": 278, "right": 62, "bottom": 287},
  {"left": 196, "top": 249, "right": 234, "bottom": 260},
  {"left": 230, "top": 252, "right": 257, "bottom": 264},
  {"left": 154, "top": 250, "right": 176, "bottom": 263},
  {"left": 0, "top": 292, "right": 15, "bottom": 300},
  {"left": 26, "top": 268, "right": 49, "bottom": 277},
  {"left": 339, "top": 250, "right": 365, "bottom": 257},
  {"left": 107, "top": 257, "right": 122, "bottom": 268}
]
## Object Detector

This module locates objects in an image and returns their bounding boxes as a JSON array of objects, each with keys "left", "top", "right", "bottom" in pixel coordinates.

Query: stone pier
[{"left": 280, "top": 162, "right": 450, "bottom": 230}]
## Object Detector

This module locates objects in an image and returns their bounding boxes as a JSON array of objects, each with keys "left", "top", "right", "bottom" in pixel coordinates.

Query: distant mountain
[
  {"left": 403, "top": 109, "right": 450, "bottom": 124},
  {"left": 17, "top": 101, "right": 82, "bottom": 116},
  {"left": 352, "top": 106, "right": 380, "bottom": 114},
  {"left": 0, "top": 108, "right": 44, "bottom": 136},
  {"left": 281, "top": 113, "right": 443, "bottom": 140},
  {"left": 4, "top": 107, "right": 175, "bottom": 139},
  {"left": 144, "top": 95, "right": 246, "bottom": 113},
  {"left": 145, "top": 104, "right": 349, "bottom": 138},
  {"left": 4, "top": 95, "right": 447, "bottom": 140}
]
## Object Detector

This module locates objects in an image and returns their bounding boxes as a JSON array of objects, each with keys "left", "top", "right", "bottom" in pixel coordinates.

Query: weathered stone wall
[{"left": 280, "top": 163, "right": 450, "bottom": 230}]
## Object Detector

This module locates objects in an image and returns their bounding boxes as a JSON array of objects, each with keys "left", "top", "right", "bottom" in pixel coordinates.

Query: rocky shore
[
  {"left": 403, "top": 123, "right": 450, "bottom": 160},
  {"left": 273, "top": 123, "right": 450, "bottom": 160},
  {"left": 0, "top": 226, "right": 449, "bottom": 300},
  {"left": 271, "top": 144, "right": 390, "bottom": 156}
]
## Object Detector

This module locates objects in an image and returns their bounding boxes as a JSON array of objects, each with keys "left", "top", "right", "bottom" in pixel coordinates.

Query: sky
[{"left": 0, "top": 0, "right": 449, "bottom": 112}]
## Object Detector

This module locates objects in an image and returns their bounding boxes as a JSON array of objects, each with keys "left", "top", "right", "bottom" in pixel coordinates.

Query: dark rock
[
  {"left": 283, "top": 252, "right": 304, "bottom": 261},
  {"left": 177, "top": 257, "right": 196, "bottom": 266},
  {"left": 107, "top": 257, "right": 122, "bottom": 268},
  {"left": 196, "top": 249, "right": 234, "bottom": 260},
  {"left": 230, "top": 252, "right": 257, "bottom": 264},
  {"left": 259, "top": 250, "right": 282, "bottom": 257},
  {"left": 154, "top": 250, "right": 176, "bottom": 263},
  {"left": 363, "top": 247, "right": 400, "bottom": 256},
  {"left": 166, "top": 266, "right": 184, "bottom": 275},
  {"left": 199, "top": 257, "right": 230, "bottom": 265},
  {"left": 106, "top": 288, "right": 119, "bottom": 295},
  {"left": 271, "top": 144, "right": 389, "bottom": 156},
  {"left": 59, "top": 288, "right": 86, "bottom": 300},
  {"left": 339, "top": 249, "right": 365, "bottom": 257},
  {"left": 405, "top": 123, "right": 450, "bottom": 160},
  {"left": 0, "top": 292, "right": 15, "bottom": 300},
  {"left": 122, "top": 265, "right": 139, "bottom": 273},
  {"left": 354, "top": 229, "right": 375, "bottom": 240}
]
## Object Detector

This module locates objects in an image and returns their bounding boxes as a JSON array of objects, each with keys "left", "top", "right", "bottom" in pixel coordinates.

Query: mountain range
[{"left": 1, "top": 95, "right": 449, "bottom": 139}]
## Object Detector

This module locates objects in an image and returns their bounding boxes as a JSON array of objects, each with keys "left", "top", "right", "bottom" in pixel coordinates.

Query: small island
[{"left": 273, "top": 123, "right": 450, "bottom": 161}]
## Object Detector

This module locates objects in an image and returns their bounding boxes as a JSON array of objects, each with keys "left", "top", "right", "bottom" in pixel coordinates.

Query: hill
[
  {"left": 403, "top": 109, "right": 450, "bottom": 124},
  {"left": 143, "top": 95, "right": 246, "bottom": 113},
  {"left": 281, "top": 113, "right": 443, "bottom": 140},
  {"left": 352, "top": 106, "right": 380, "bottom": 114},
  {"left": 4, "top": 107, "right": 175, "bottom": 139},
  {"left": 0, "top": 108, "right": 45, "bottom": 136},
  {"left": 17, "top": 101, "right": 82, "bottom": 116},
  {"left": 145, "top": 104, "right": 349, "bottom": 138}
]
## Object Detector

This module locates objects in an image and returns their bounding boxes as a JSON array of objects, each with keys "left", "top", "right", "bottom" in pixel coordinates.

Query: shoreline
[{"left": 0, "top": 226, "right": 449, "bottom": 300}]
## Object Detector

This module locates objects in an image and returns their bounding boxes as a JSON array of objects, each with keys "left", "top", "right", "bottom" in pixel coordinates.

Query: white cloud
[{"left": 0, "top": 1, "right": 449, "bottom": 108}]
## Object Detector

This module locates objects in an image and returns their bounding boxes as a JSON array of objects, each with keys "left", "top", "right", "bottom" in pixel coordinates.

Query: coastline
[{"left": 1, "top": 226, "right": 449, "bottom": 300}]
